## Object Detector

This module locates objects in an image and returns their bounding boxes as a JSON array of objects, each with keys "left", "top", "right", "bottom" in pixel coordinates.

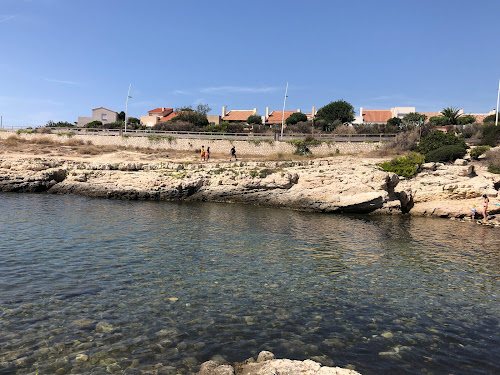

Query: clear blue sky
[{"left": 1, "top": 0, "right": 499, "bottom": 127}]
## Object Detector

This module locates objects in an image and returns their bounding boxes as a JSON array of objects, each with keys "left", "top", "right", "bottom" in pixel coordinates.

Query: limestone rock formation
[{"left": 199, "top": 351, "right": 361, "bottom": 375}]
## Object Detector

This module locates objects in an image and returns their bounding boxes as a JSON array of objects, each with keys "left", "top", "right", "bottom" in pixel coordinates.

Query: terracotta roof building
[
  {"left": 221, "top": 106, "right": 257, "bottom": 122},
  {"left": 266, "top": 110, "right": 300, "bottom": 124},
  {"left": 361, "top": 110, "right": 392, "bottom": 123},
  {"left": 148, "top": 107, "right": 173, "bottom": 116}
]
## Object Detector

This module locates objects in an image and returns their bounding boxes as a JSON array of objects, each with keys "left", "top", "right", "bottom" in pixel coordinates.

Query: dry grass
[{"left": 33, "top": 137, "right": 56, "bottom": 145}]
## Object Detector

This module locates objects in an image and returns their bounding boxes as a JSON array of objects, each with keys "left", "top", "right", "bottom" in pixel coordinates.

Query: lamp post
[
  {"left": 496, "top": 79, "right": 500, "bottom": 126},
  {"left": 280, "top": 82, "right": 288, "bottom": 140},
  {"left": 125, "top": 83, "right": 132, "bottom": 132}
]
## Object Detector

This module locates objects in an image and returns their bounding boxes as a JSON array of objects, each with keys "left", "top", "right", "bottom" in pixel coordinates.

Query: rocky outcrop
[
  {"left": 199, "top": 351, "right": 361, "bottom": 375},
  {"left": 0, "top": 156, "right": 498, "bottom": 220}
]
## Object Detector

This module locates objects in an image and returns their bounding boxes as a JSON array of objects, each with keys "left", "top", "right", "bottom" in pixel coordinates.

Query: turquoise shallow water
[{"left": 0, "top": 193, "right": 499, "bottom": 375}]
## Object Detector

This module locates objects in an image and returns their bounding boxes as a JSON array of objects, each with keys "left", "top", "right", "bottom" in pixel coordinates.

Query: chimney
[
  {"left": 459, "top": 108, "right": 464, "bottom": 114},
  {"left": 266, "top": 107, "right": 270, "bottom": 118},
  {"left": 360, "top": 107, "right": 363, "bottom": 118},
  {"left": 312, "top": 106, "right": 315, "bottom": 116},
  {"left": 162, "top": 107, "right": 165, "bottom": 111},
  {"left": 297, "top": 109, "right": 301, "bottom": 112},
  {"left": 253, "top": 108, "right": 257, "bottom": 114},
  {"left": 222, "top": 106, "right": 226, "bottom": 117}
]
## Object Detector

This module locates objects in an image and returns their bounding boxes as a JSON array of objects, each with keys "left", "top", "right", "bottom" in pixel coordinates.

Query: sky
[{"left": 1, "top": 0, "right": 500, "bottom": 128}]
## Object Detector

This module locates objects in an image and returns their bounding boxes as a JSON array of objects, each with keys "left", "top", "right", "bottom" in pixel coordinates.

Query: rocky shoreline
[
  {"left": 1, "top": 154, "right": 499, "bottom": 224},
  {"left": 198, "top": 350, "right": 361, "bottom": 375}
]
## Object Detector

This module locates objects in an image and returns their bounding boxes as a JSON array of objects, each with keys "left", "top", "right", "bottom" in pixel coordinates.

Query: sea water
[{"left": 0, "top": 193, "right": 499, "bottom": 374}]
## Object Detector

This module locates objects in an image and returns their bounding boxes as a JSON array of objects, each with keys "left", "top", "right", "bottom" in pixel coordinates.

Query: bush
[
  {"left": 425, "top": 145, "right": 467, "bottom": 163},
  {"left": 285, "top": 121, "right": 314, "bottom": 134},
  {"left": 386, "top": 129, "right": 420, "bottom": 151},
  {"left": 170, "top": 110, "right": 209, "bottom": 127},
  {"left": 482, "top": 113, "right": 499, "bottom": 123},
  {"left": 459, "top": 122, "right": 482, "bottom": 139},
  {"left": 247, "top": 114, "right": 262, "bottom": 125},
  {"left": 46, "top": 120, "right": 74, "bottom": 127},
  {"left": 251, "top": 124, "right": 270, "bottom": 134},
  {"left": 333, "top": 124, "right": 356, "bottom": 135},
  {"left": 429, "top": 116, "right": 449, "bottom": 126},
  {"left": 416, "top": 130, "right": 468, "bottom": 154},
  {"left": 84, "top": 120, "right": 103, "bottom": 128},
  {"left": 480, "top": 124, "right": 500, "bottom": 147},
  {"left": 470, "top": 145, "right": 490, "bottom": 160},
  {"left": 378, "top": 152, "right": 425, "bottom": 178},
  {"left": 485, "top": 148, "right": 500, "bottom": 174},
  {"left": 153, "top": 121, "right": 200, "bottom": 132},
  {"left": 204, "top": 123, "right": 228, "bottom": 133},
  {"left": 387, "top": 117, "right": 402, "bottom": 128},
  {"left": 227, "top": 123, "right": 245, "bottom": 133},
  {"left": 286, "top": 112, "right": 308, "bottom": 126},
  {"left": 457, "top": 115, "right": 476, "bottom": 125}
]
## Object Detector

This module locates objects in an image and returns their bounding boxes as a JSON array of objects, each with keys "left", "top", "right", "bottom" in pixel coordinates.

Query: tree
[
  {"left": 441, "top": 107, "right": 462, "bottom": 125},
  {"left": 316, "top": 100, "right": 355, "bottom": 127},
  {"left": 457, "top": 114, "right": 476, "bottom": 125},
  {"left": 170, "top": 104, "right": 210, "bottom": 127},
  {"left": 429, "top": 116, "right": 449, "bottom": 126},
  {"left": 402, "top": 112, "right": 427, "bottom": 126},
  {"left": 127, "top": 117, "right": 140, "bottom": 125},
  {"left": 387, "top": 117, "right": 402, "bottom": 129},
  {"left": 84, "top": 120, "right": 103, "bottom": 128},
  {"left": 117, "top": 111, "right": 125, "bottom": 122},
  {"left": 286, "top": 112, "right": 308, "bottom": 126},
  {"left": 247, "top": 114, "right": 262, "bottom": 125}
]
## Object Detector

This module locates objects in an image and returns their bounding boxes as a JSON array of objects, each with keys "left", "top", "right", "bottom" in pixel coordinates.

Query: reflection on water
[{"left": 0, "top": 193, "right": 499, "bottom": 374}]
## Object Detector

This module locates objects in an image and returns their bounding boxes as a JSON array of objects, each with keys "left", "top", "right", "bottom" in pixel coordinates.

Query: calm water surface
[{"left": 0, "top": 193, "right": 499, "bottom": 375}]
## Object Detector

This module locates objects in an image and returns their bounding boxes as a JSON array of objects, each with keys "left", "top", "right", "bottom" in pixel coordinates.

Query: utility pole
[
  {"left": 280, "top": 82, "right": 288, "bottom": 140},
  {"left": 125, "top": 83, "right": 132, "bottom": 133},
  {"left": 496, "top": 79, "right": 500, "bottom": 126}
]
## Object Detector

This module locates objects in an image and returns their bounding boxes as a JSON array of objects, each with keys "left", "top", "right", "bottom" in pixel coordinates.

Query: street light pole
[
  {"left": 125, "top": 83, "right": 132, "bottom": 132},
  {"left": 496, "top": 79, "right": 500, "bottom": 126},
  {"left": 280, "top": 82, "right": 288, "bottom": 140}
]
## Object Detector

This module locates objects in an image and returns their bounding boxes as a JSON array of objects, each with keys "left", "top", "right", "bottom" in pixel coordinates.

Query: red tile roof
[
  {"left": 223, "top": 110, "right": 255, "bottom": 122},
  {"left": 148, "top": 107, "right": 173, "bottom": 116},
  {"left": 267, "top": 111, "right": 298, "bottom": 124},
  {"left": 159, "top": 111, "right": 194, "bottom": 122},
  {"left": 362, "top": 110, "right": 392, "bottom": 123},
  {"left": 421, "top": 112, "right": 441, "bottom": 120}
]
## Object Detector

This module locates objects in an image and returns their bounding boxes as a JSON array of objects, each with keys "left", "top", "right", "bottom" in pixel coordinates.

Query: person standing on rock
[
  {"left": 206, "top": 147, "right": 210, "bottom": 162},
  {"left": 230, "top": 146, "right": 237, "bottom": 161},
  {"left": 471, "top": 205, "right": 476, "bottom": 220},
  {"left": 482, "top": 194, "right": 489, "bottom": 221},
  {"left": 200, "top": 146, "right": 206, "bottom": 162}
]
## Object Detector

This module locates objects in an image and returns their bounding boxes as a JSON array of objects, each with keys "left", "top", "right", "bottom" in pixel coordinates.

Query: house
[
  {"left": 356, "top": 107, "right": 416, "bottom": 125},
  {"left": 77, "top": 107, "right": 118, "bottom": 127},
  {"left": 140, "top": 107, "right": 173, "bottom": 127},
  {"left": 222, "top": 106, "right": 257, "bottom": 123},
  {"left": 266, "top": 110, "right": 300, "bottom": 125}
]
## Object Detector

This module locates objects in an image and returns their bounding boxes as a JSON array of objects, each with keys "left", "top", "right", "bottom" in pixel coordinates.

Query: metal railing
[{"left": 21, "top": 127, "right": 397, "bottom": 142}]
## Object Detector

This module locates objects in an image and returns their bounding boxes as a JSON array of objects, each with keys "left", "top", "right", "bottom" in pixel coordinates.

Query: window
[{"left": 101, "top": 114, "right": 108, "bottom": 121}]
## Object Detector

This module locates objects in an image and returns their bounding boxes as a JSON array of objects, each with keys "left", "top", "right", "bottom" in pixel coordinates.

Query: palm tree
[{"left": 441, "top": 107, "right": 461, "bottom": 125}]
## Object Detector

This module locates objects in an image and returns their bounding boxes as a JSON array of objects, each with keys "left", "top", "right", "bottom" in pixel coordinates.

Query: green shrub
[
  {"left": 247, "top": 114, "right": 262, "bottom": 125},
  {"left": 482, "top": 114, "right": 499, "bottom": 123},
  {"left": 470, "top": 145, "right": 490, "bottom": 160},
  {"left": 204, "top": 123, "right": 228, "bottom": 133},
  {"left": 378, "top": 152, "right": 425, "bottom": 178},
  {"left": 429, "top": 116, "right": 449, "bottom": 126},
  {"left": 416, "top": 130, "right": 468, "bottom": 154},
  {"left": 46, "top": 120, "right": 75, "bottom": 127},
  {"left": 457, "top": 114, "right": 476, "bottom": 125},
  {"left": 286, "top": 112, "right": 308, "bottom": 125},
  {"left": 425, "top": 145, "right": 467, "bottom": 163},
  {"left": 387, "top": 117, "right": 402, "bottom": 128},
  {"left": 480, "top": 124, "right": 500, "bottom": 147},
  {"left": 84, "top": 120, "right": 103, "bottom": 128}
]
